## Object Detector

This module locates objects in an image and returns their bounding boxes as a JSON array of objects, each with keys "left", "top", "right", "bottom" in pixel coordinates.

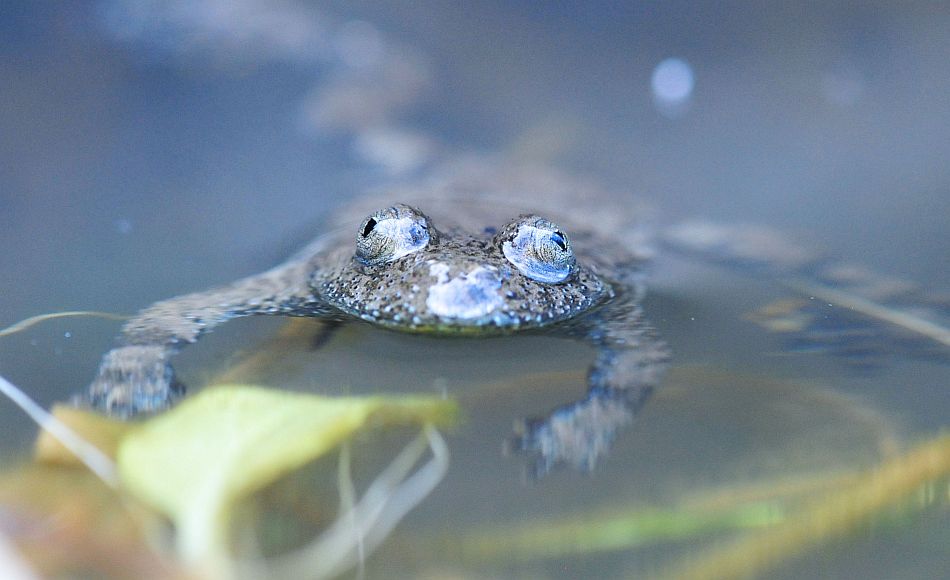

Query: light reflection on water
[
  {"left": 1, "top": 2, "right": 948, "bottom": 578},
  {"left": 651, "top": 57, "right": 694, "bottom": 117}
]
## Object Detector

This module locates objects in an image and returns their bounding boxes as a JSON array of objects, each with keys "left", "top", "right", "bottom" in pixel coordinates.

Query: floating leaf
[
  {"left": 115, "top": 385, "right": 456, "bottom": 575},
  {"left": 0, "top": 465, "right": 181, "bottom": 579},
  {"left": 34, "top": 405, "right": 132, "bottom": 467}
]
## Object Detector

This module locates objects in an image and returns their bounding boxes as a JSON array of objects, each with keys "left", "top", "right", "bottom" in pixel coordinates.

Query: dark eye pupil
[
  {"left": 362, "top": 218, "right": 378, "bottom": 237},
  {"left": 551, "top": 231, "right": 567, "bottom": 251}
]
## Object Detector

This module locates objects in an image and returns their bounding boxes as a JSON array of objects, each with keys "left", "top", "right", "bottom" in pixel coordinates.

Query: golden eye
[
  {"left": 356, "top": 205, "right": 431, "bottom": 265},
  {"left": 498, "top": 216, "right": 575, "bottom": 283}
]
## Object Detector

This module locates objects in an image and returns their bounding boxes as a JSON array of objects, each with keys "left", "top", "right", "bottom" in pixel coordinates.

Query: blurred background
[
  {"left": 3, "top": 2, "right": 948, "bottom": 315},
  {"left": 0, "top": 2, "right": 948, "bottom": 577}
]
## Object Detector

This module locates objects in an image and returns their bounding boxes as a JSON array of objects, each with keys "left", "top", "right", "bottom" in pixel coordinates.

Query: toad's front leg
[
  {"left": 77, "top": 257, "right": 332, "bottom": 418},
  {"left": 513, "top": 293, "right": 670, "bottom": 477}
]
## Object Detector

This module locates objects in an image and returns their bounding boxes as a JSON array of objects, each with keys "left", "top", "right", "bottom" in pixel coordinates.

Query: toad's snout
[{"left": 425, "top": 262, "right": 504, "bottom": 320}]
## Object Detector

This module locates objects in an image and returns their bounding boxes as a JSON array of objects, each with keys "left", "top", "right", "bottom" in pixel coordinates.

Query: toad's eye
[
  {"left": 362, "top": 217, "right": 378, "bottom": 237},
  {"left": 498, "top": 216, "right": 576, "bottom": 283},
  {"left": 356, "top": 204, "right": 431, "bottom": 265}
]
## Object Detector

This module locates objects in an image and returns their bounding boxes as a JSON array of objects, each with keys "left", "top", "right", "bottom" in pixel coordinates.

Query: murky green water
[{"left": 1, "top": 2, "right": 948, "bottom": 578}]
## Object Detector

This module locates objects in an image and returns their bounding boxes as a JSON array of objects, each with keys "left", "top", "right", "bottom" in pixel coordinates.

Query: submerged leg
[
  {"left": 80, "top": 258, "right": 331, "bottom": 417},
  {"left": 512, "top": 293, "right": 670, "bottom": 477}
]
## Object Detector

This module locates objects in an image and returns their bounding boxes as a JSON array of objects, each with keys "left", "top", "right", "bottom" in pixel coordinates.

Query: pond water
[{"left": 1, "top": 2, "right": 948, "bottom": 579}]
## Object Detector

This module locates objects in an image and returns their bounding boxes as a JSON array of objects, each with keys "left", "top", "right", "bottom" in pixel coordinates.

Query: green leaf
[
  {"left": 116, "top": 385, "right": 457, "bottom": 574},
  {"left": 420, "top": 502, "right": 785, "bottom": 564}
]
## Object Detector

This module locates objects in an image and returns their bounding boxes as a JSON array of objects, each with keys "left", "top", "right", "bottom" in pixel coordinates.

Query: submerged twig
[
  {"left": 662, "top": 221, "right": 950, "bottom": 350},
  {"left": 208, "top": 319, "right": 325, "bottom": 385},
  {"left": 0, "top": 308, "right": 128, "bottom": 487},
  {"left": 0, "top": 311, "right": 128, "bottom": 338},
  {"left": 337, "top": 444, "right": 365, "bottom": 580},
  {"left": 787, "top": 279, "right": 950, "bottom": 347},
  {"left": 254, "top": 426, "right": 449, "bottom": 580},
  {"left": 436, "top": 502, "right": 784, "bottom": 564},
  {"left": 0, "top": 529, "right": 39, "bottom": 580},
  {"left": 0, "top": 374, "right": 118, "bottom": 486},
  {"left": 660, "top": 433, "right": 950, "bottom": 580}
]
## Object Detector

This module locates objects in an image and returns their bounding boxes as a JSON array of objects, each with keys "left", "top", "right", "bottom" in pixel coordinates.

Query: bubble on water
[
  {"left": 115, "top": 218, "right": 133, "bottom": 234},
  {"left": 334, "top": 20, "right": 383, "bottom": 69},
  {"left": 651, "top": 57, "right": 694, "bottom": 117},
  {"left": 821, "top": 67, "right": 865, "bottom": 106},
  {"left": 64, "top": 332, "right": 72, "bottom": 339}
]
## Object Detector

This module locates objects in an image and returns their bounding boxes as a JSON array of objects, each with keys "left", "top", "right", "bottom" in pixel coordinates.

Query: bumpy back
[{"left": 319, "top": 157, "right": 656, "bottom": 282}]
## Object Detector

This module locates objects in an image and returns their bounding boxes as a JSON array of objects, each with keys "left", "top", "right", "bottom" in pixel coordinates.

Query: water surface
[{"left": 1, "top": 2, "right": 948, "bottom": 578}]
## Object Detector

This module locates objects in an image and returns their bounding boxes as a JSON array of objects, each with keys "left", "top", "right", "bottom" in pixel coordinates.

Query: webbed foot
[
  {"left": 508, "top": 389, "right": 639, "bottom": 479},
  {"left": 76, "top": 345, "right": 185, "bottom": 418}
]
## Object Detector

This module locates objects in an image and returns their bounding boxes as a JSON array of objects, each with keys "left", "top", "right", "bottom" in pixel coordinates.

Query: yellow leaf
[
  {"left": 116, "top": 385, "right": 457, "bottom": 574},
  {"left": 34, "top": 405, "right": 133, "bottom": 466}
]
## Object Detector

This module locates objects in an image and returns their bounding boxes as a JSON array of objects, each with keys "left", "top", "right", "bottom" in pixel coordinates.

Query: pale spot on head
[{"left": 425, "top": 265, "right": 503, "bottom": 320}]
